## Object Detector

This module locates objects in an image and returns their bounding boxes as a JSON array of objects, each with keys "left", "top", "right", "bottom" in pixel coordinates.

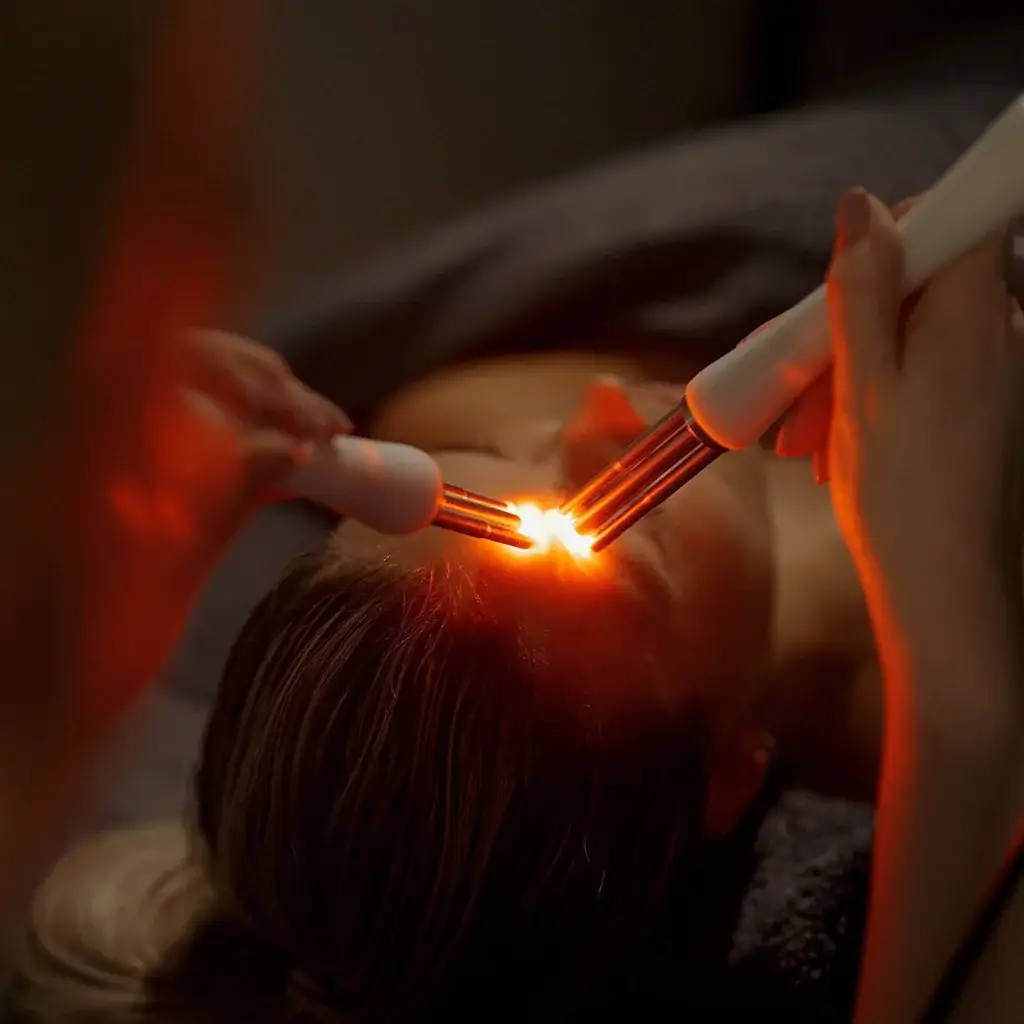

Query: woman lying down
[{"left": 10, "top": 194, "right": 1024, "bottom": 1022}]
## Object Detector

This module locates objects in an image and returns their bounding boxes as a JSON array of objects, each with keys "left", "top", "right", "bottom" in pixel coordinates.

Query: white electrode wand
[
  {"left": 283, "top": 435, "right": 444, "bottom": 534},
  {"left": 283, "top": 435, "right": 536, "bottom": 549},
  {"left": 564, "top": 93, "right": 1024, "bottom": 552}
]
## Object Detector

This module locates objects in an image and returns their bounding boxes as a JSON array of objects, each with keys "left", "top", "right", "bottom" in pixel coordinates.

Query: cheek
[{"left": 657, "top": 465, "right": 774, "bottom": 702}]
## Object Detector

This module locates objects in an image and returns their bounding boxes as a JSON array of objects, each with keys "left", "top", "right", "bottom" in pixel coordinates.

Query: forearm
[
  {"left": 854, "top": 558, "right": 1024, "bottom": 1023},
  {"left": 950, "top": 853, "right": 1024, "bottom": 1023}
]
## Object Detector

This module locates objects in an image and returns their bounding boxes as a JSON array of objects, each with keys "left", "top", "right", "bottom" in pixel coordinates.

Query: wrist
[
  {"left": 867, "top": 551, "right": 1024, "bottom": 751},
  {"left": 861, "top": 521, "right": 1020, "bottom": 635}
]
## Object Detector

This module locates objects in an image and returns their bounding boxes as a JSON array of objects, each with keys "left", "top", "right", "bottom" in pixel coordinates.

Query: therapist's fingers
[
  {"left": 811, "top": 446, "right": 831, "bottom": 486},
  {"left": 201, "top": 439, "right": 311, "bottom": 560},
  {"left": 1006, "top": 222, "right": 1024, "bottom": 306},
  {"left": 904, "top": 231, "right": 1009, "bottom": 372},
  {"left": 775, "top": 194, "right": 920, "bottom": 467},
  {"left": 894, "top": 194, "right": 922, "bottom": 221},
  {"left": 773, "top": 194, "right": 919, "bottom": 476},
  {"left": 170, "top": 386, "right": 311, "bottom": 560},
  {"left": 774, "top": 195, "right": 918, "bottom": 470},
  {"left": 229, "top": 430, "right": 310, "bottom": 528},
  {"left": 208, "top": 334, "right": 351, "bottom": 441},
  {"left": 775, "top": 371, "right": 833, "bottom": 458},
  {"left": 190, "top": 330, "right": 351, "bottom": 443},
  {"left": 827, "top": 189, "right": 904, "bottom": 411},
  {"left": 775, "top": 374, "right": 833, "bottom": 483},
  {"left": 276, "top": 378, "right": 353, "bottom": 442},
  {"left": 222, "top": 436, "right": 323, "bottom": 565}
]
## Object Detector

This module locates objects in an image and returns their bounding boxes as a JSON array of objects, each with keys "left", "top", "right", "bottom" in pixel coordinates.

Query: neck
[{"left": 763, "top": 470, "right": 882, "bottom": 803}]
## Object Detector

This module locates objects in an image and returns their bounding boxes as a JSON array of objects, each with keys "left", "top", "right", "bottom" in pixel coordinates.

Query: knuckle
[
  {"left": 262, "top": 349, "right": 291, "bottom": 376},
  {"left": 937, "top": 232, "right": 1006, "bottom": 292},
  {"left": 257, "top": 358, "right": 298, "bottom": 407},
  {"left": 828, "top": 252, "right": 878, "bottom": 298},
  {"left": 874, "top": 219, "right": 905, "bottom": 275},
  {"left": 247, "top": 345, "right": 293, "bottom": 386},
  {"left": 917, "top": 279, "right": 1003, "bottom": 341}
]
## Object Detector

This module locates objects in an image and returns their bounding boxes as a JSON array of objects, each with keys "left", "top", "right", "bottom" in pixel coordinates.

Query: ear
[
  {"left": 561, "top": 377, "right": 648, "bottom": 491},
  {"left": 564, "top": 376, "right": 647, "bottom": 447},
  {"left": 700, "top": 728, "right": 773, "bottom": 838}
]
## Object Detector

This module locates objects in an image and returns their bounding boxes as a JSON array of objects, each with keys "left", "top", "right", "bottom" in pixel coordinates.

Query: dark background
[{"left": 256, "top": 0, "right": 1019, "bottom": 311}]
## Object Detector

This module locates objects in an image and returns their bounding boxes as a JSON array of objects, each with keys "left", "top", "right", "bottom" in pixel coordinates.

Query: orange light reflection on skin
[{"left": 509, "top": 502, "right": 595, "bottom": 558}]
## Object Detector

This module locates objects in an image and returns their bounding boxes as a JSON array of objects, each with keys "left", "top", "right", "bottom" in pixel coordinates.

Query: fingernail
[
  {"left": 327, "top": 402, "right": 353, "bottom": 433},
  {"left": 309, "top": 391, "right": 351, "bottom": 434},
  {"left": 836, "top": 188, "right": 871, "bottom": 254},
  {"left": 812, "top": 450, "right": 830, "bottom": 485},
  {"left": 293, "top": 440, "right": 314, "bottom": 466},
  {"left": 775, "top": 426, "right": 797, "bottom": 458},
  {"left": 291, "top": 380, "right": 352, "bottom": 436},
  {"left": 1006, "top": 217, "right": 1024, "bottom": 307},
  {"left": 894, "top": 194, "right": 918, "bottom": 221}
]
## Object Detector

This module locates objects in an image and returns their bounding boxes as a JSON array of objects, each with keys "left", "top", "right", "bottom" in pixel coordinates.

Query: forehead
[
  {"left": 331, "top": 513, "right": 629, "bottom": 595},
  {"left": 430, "top": 451, "right": 562, "bottom": 505},
  {"left": 328, "top": 456, "right": 552, "bottom": 571},
  {"left": 329, "top": 502, "right": 674, "bottom": 699},
  {"left": 328, "top": 441, "right": 671, "bottom": 604}
]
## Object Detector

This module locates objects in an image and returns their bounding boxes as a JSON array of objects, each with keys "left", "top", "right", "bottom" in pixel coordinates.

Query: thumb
[
  {"left": 205, "top": 431, "right": 310, "bottom": 555},
  {"left": 826, "top": 189, "right": 904, "bottom": 410},
  {"left": 240, "top": 431, "right": 311, "bottom": 511}
]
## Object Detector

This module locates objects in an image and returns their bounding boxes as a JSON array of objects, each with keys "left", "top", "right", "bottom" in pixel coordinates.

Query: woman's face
[{"left": 331, "top": 377, "right": 774, "bottom": 754}]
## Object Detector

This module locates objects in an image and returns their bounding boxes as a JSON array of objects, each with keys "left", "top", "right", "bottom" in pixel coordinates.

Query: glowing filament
[{"left": 510, "top": 503, "right": 594, "bottom": 558}]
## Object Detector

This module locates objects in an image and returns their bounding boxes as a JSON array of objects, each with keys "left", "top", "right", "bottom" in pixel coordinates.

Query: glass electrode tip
[{"left": 561, "top": 398, "right": 724, "bottom": 551}]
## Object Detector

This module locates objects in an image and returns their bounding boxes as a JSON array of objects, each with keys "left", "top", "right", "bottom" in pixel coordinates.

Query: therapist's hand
[
  {"left": 820, "top": 194, "right": 1024, "bottom": 1024},
  {"left": 776, "top": 193, "right": 1024, "bottom": 564},
  {"left": 825, "top": 191, "right": 1024, "bottom": 580},
  {"left": 774, "top": 196, "right": 921, "bottom": 481},
  {"left": 50, "top": 330, "right": 350, "bottom": 725},
  {"left": 188, "top": 330, "right": 351, "bottom": 456}
]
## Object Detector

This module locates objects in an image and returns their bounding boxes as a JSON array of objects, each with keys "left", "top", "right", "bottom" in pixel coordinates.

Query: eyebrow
[
  {"left": 429, "top": 443, "right": 512, "bottom": 460},
  {"left": 433, "top": 421, "right": 565, "bottom": 465}
]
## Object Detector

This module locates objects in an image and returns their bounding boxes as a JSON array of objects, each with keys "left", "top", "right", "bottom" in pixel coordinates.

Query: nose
[{"left": 560, "top": 376, "right": 648, "bottom": 493}]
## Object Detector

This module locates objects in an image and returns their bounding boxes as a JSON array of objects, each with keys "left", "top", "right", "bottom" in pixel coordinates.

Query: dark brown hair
[{"left": 14, "top": 552, "right": 711, "bottom": 1022}]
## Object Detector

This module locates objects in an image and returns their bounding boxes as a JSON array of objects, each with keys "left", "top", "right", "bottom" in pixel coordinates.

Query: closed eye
[
  {"left": 429, "top": 444, "right": 511, "bottom": 460},
  {"left": 432, "top": 423, "right": 563, "bottom": 463}
]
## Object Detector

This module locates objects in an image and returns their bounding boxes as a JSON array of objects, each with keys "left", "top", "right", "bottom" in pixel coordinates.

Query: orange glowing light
[{"left": 509, "top": 503, "right": 594, "bottom": 558}]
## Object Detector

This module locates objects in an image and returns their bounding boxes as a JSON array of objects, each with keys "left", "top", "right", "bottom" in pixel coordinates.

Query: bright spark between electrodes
[{"left": 510, "top": 503, "right": 594, "bottom": 558}]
